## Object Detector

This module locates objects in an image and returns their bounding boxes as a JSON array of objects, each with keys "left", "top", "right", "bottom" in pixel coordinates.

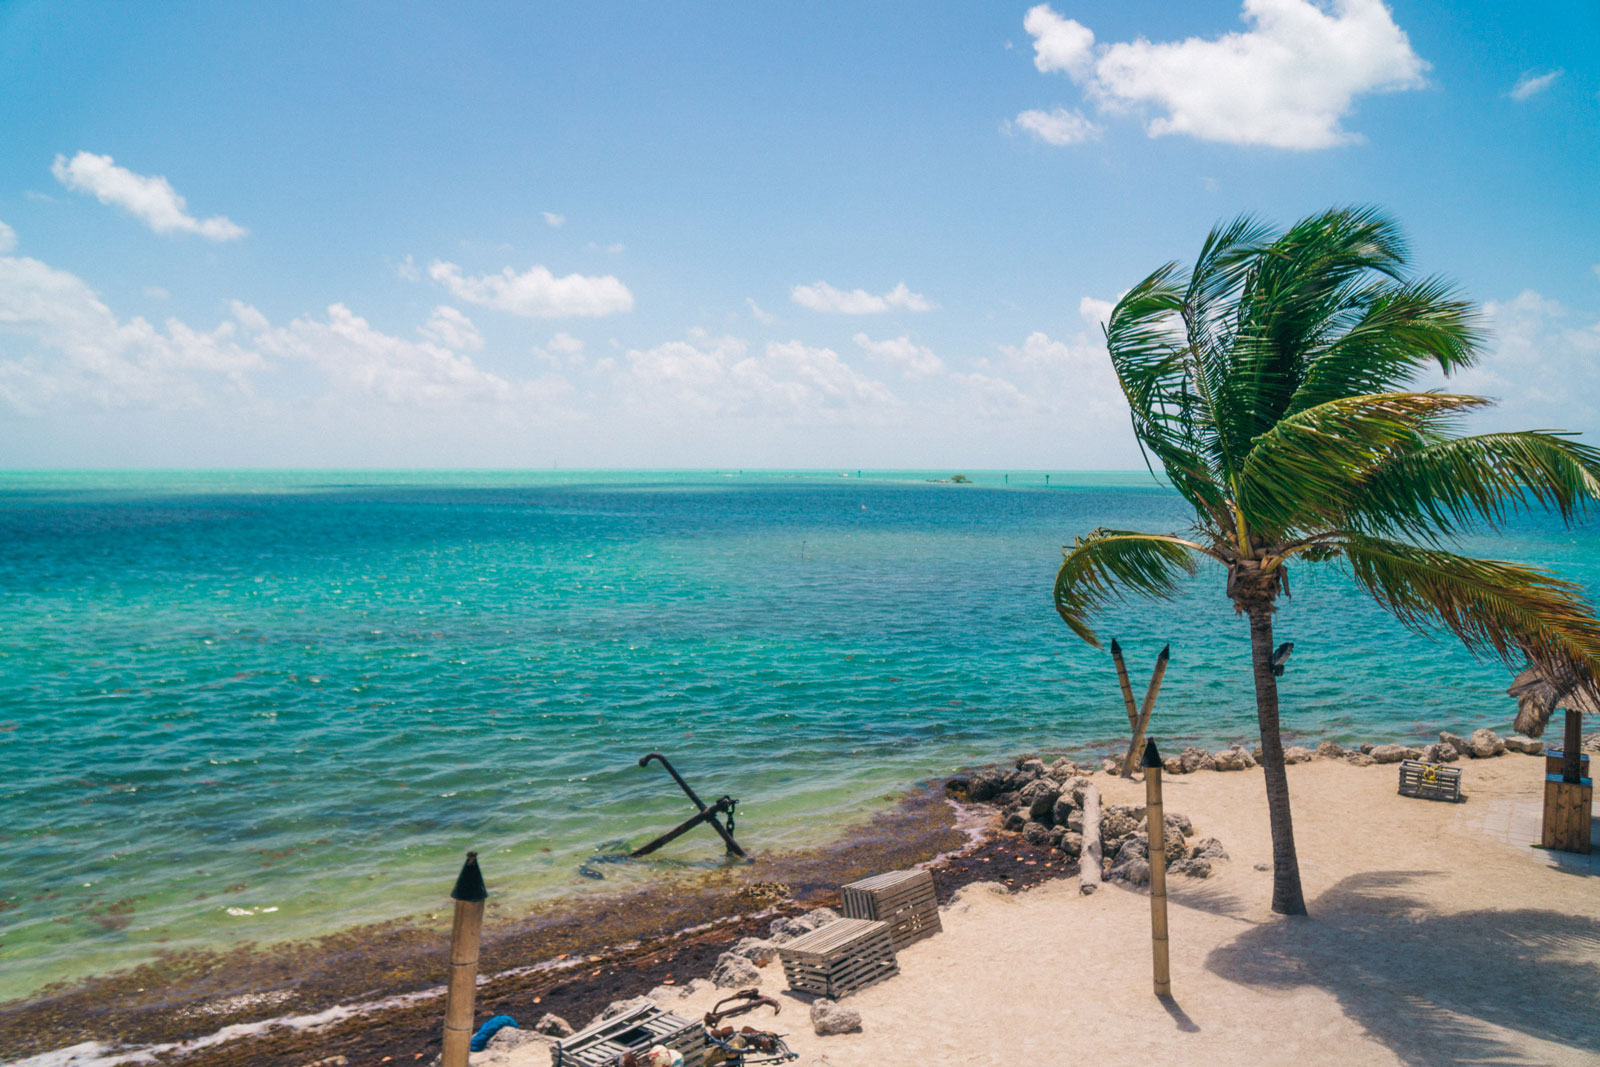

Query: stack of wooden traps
[
  {"left": 1397, "top": 759, "right": 1463, "bottom": 803},
  {"left": 551, "top": 1002, "right": 708, "bottom": 1067},
  {"left": 777, "top": 917, "right": 899, "bottom": 999},
  {"left": 840, "top": 868, "right": 941, "bottom": 950}
]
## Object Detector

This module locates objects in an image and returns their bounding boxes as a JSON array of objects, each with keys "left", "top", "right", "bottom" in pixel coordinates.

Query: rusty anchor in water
[{"left": 630, "top": 752, "right": 747, "bottom": 858}]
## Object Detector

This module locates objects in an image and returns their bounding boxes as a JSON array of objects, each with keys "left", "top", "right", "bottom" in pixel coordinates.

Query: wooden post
[
  {"left": 1563, "top": 708, "right": 1583, "bottom": 783},
  {"left": 1079, "top": 782, "right": 1102, "bottom": 895},
  {"left": 442, "top": 851, "right": 488, "bottom": 1067},
  {"left": 1142, "top": 739, "right": 1171, "bottom": 996},
  {"left": 1111, "top": 639, "right": 1140, "bottom": 734},
  {"left": 1122, "top": 645, "right": 1171, "bottom": 777}
]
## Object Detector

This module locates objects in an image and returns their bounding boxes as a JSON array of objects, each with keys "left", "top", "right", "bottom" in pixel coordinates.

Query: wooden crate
[
  {"left": 840, "top": 869, "right": 941, "bottom": 951},
  {"left": 551, "top": 1002, "right": 708, "bottom": 1067},
  {"left": 778, "top": 918, "right": 898, "bottom": 999},
  {"left": 1397, "top": 760, "right": 1463, "bottom": 803},
  {"left": 1542, "top": 774, "right": 1594, "bottom": 854}
]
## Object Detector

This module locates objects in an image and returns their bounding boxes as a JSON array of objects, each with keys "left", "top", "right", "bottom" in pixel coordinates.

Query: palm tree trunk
[{"left": 1248, "top": 607, "right": 1308, "bottom": 916}]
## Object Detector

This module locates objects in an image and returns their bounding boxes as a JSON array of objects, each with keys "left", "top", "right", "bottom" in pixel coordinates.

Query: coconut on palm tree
[{"left": 1054, "top": 206, "right": 1600, "bottom": 916}]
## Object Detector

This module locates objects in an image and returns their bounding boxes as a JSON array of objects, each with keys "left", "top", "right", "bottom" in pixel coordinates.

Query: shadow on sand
[{"left": 1207, "top": 870, "right": 1600, "bottom": 1066}]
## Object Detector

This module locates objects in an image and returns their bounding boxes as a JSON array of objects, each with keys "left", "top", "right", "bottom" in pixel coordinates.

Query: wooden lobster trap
[
  {"left": 777, "top": 918, "right": 898, "bottom": 998},
  {"left": 840, "top": 869, "right": 941, "bottom": 951},
  {"left": 1397, "top": 759, "right": 1463, "bottom": 803},
  {"left": 551, "top": 1002, "right": 708, "bottom": 1067}
]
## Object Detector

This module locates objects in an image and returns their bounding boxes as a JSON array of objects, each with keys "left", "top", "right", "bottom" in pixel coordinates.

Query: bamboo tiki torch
[
  {"left": 442, "top": 850, "right": 488, "bottom": 1067},
  {"left": 1142, "top": 739, "right": 1171, "bottom": 997}
]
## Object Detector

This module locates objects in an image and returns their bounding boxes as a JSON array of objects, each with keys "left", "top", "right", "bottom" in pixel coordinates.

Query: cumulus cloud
[
  {"left": 252, "top": 304, "right": 526, "bottom": 406},
  {"left": 547, "top": 332, "right": 584, "bottom": 357},
  {"left": 0, "top": 220, "right": 15, "bottom": 254},
  {"left": 852, "top": 333, "right": 944, "bottom": 377},
  {"left": 542, "top": 211, "right": 566, "bottom": 228},
  {"left": 1078, "top": 296, "right": 1115, "bottom": 329},
  {"left": 790, "top": 281, "right": 933, "bottom": 314},
  {"left": 0, "top": 253, "right": 263, "bottom": 413},
  {"left": 429, "top": 260, "right": 634, "bottom": 318},
  {"left": 1017, "top": 0, "right": 1428, "bottom": 149},
  {"left": 51, "top": 151, "right": 247, "bottom": 240},
  {"left": 1024, "top": 4, "right": 1095, "bottom": 77},
  {"left": 1006, "top": 107, "right": 1100, "bottom": 145},
  {"left": 612, "top": 330, "right": 897, "bottom": 419},
  {"left": 0, "top": 238, "right": 581, "bottom": 417},
  {"left": 746, "top": 298, "right": 777, "bottom": 325},
  {"left": 1510, "top": 69, "right": 1562, "bottom": 101},
  {"left": 1430, "top": 291, "right": 1600, "bottom": 430},
  {"left": 417, "top": 306, "right": 485, "bottom": 351}
]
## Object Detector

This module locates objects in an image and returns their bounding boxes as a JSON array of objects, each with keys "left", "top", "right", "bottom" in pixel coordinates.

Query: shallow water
[{"left": 1, "top": 469, "right": 1593, "bottom": 1000}]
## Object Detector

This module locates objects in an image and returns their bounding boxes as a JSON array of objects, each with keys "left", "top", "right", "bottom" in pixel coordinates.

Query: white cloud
[
  {"left": 417, "top": 305, "right": 484, "bottom": 351},
  {"left": 542, "top": 211, "right": 566, "bottom": 228},
  {"left": 790, "top": 281, "right": 933, "bottom": 314},
  {"left": 852, "top": 333, "right": 944, "bottom": 377},
  {"left": 612, "top": 331, "right": 897, "bottom": 419},
  {"left": 395, "top": 254, "right": 421, "bottom": 281},
  {"left": 1510, "top": 68, "right": 1562, "bottom": 101},
  {"left": 0, "top": 220, "right": 15, "bottom": 254},
  {"left": 587, "top": 241, "right": 625, "bottom": 254},
  {"left": 0, "top": 253, "right": 263, "bottom": 413},
  {"left": 230, "top": 300, "right": 269, "bottom": 333},
  {"left": 429, "top": 260, "right": 634, "bottom": 318},
  {"left": 252, "top": 304, "right": 526, "bottom": 406},
  {"left": 50, "top": 151, "right": 247, "bottom": 240},
  {"left": 0, "top": 240, "right": 583, "bottom": 417},
  {"left": 1431, "top": 291, "right": 1600, "bottom": 430},
  {"left": 950, "top": 371, "right": 1040, "bottom": 417},
  {"left": 1018, "top": 0, "right": 1428, "bottom": 149},
  {"left": 1078, "top": 296, "right": 1115, "bottom": 330},
  {"left": 143, "top": 285, "right": 170, "bottom": 301},
  {"left": 1024, "top": 4, "right": 1095, "bottom": 77},
  {"left": 548, "top": 332, "right": 584, "bottom": 357},
  {"left": 1007, "top": 107, "right": 1100, "bottom": 145},
  {"left": 746, "top": 298, "right": 777, "bottom": 325}
]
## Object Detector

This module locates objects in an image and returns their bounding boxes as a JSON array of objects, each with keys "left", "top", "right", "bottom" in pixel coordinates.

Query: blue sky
[{"left": 0, "top": 0, "right": 1596, "bottom": 468}]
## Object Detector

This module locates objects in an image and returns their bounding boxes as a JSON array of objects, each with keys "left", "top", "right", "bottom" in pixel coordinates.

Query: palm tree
[{"left": 1054, "top": 207, "right": 1600, "bottom": 915}]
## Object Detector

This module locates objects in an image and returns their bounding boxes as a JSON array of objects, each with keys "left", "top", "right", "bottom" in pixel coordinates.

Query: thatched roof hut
[{"left": 1506, "top": 663, "right": 1600, "bottom": 737}]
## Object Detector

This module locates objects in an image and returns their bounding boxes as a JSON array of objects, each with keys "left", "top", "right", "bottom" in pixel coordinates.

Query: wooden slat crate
[
  {"left": 551, "top": 1002, "right": 708, "bottom": 1067},
  {"left": 1542, "top": 773, "right": 1594, "bottom": 854},
  {"left": 840, "top": 869, "right": 941, "bottom": 951},
  {"left": 1397, "top": 759, "right": 1463, "bottom": 803},
  {"left": 777, "top": 918, "right": 898, "bottom": 999}
]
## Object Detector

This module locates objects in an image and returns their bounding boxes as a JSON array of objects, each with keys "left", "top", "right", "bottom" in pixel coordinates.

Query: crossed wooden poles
[{"left": 1111, "top": 639, "right": 1169, "bottom": 777}]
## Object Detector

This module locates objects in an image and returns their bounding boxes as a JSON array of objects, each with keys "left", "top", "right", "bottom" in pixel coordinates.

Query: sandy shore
[{"left": 501, "top": 755, "right": 1600, "bottom": 1067}]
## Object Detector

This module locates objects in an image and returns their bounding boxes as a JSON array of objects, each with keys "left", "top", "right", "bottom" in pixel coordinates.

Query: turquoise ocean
[{"left": 2, "top": 470, "right": 1594, "bottom": 1001}]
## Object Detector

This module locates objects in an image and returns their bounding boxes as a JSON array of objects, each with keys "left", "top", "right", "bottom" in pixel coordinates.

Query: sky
[{"left": 0, "top": 0, "right": 1596, "bottom": 469}]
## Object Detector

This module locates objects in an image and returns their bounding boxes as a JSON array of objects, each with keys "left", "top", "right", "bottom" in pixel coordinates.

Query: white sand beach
[{"left": 499, "top": 754, "right": 1600, "bottom": 1067}]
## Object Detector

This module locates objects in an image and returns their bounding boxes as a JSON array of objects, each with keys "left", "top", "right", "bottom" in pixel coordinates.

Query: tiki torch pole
[
  {"left": 1142, "top": 739, "right": 1171, "bottom": 997},
  {"left": 442, "top": 850, "right": 488, "bottom": 1067}
]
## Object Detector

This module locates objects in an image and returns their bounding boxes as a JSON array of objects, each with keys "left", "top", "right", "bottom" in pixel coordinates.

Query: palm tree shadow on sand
[{"left": 1206, "top": 870, "right": 1600, "bottom": 1066}]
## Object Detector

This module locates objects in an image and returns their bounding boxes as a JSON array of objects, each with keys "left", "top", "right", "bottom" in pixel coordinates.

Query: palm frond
[
  {"left": 1340, "top": 535, "right": 1600, "bottom": 680},
  {"left": 1223, "top": 207, "right": 1414, "bottom": 446},
  {"left": 1054, "top": 529, "right": 1205, "bottom": 647},
  {"left": 1234, "top": 392, "right": 1490, "bottom": 537},
  {"left": 1285, "top": 276, "right": 1480, "bottom": 415},
  {"left": 1105, "top": 267, "right": 1231, "bottom": 521},
  {"left": 1350, "top": 431, "right": 1600, "bottom": 540}
]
